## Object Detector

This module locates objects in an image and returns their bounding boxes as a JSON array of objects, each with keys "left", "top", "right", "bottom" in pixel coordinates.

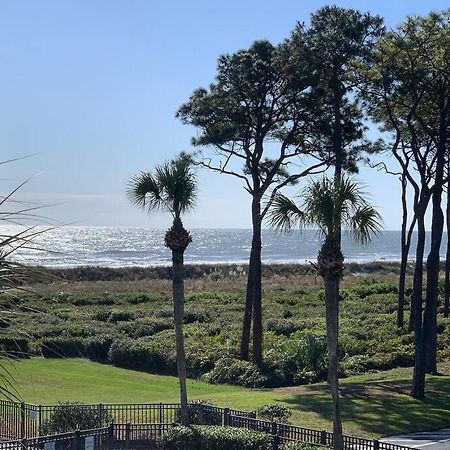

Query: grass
[{"left": 11, "top": 358, "right": 450, "bottom": 439}]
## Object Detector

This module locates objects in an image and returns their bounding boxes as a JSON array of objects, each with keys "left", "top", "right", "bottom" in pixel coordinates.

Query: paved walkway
[{"left": 380, "top": 428, "right": 450, "bottom": 450}]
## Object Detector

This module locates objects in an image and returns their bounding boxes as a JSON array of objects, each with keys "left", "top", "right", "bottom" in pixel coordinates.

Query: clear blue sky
[{"left": 1, "top": 0, "right": 448, "bottom": 229}]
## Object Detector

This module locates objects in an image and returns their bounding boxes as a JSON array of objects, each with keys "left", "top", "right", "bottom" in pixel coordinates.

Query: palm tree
[
  {"left": 128, "top": 154, "right": 197, "bottom": 425},
  {"left": 269, "top": 177, "right": 381, "bottom": 450}
]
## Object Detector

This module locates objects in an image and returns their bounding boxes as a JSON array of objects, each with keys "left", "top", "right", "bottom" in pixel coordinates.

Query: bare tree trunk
[
  {"left": 240, "top": 275, "right": 252, "bottom": 361},
  {"left": 251, "top": 198, "right": 263, "bottom": 367},
  {"left": 444, "top": 178, "right": 450, "bottom": 318},
  {"left": 411, "top": 211, "right": 427, "bottom": 398},
  {"left": 241, "top": 197, "right": 263, "bottom": 365},
  {"left": 172, "top": 250, "right": 189, "bottom": 424},
  {"left": 324, "top": 275, "right": 344, "bottom": 450},
  {"left": 398, "top": 172, "right": 409, "bottom": 328},
  {"left": 423, "top": 198, "right": 444, "bottom": 375}
]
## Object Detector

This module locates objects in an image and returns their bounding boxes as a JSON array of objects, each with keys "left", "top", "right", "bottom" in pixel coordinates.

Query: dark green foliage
[
  {"left": 72, "top": 298, "right": 93, "bottom": 306},
  {"left": 156, "top": 425, "right": 270, "bottom": 450},
  {"left": 0, "top": 337, "right": 30, "bottom": 356},
  {"left": 108, "top": 338, "right": 176, "bottom": 374},
  {"left": 204, "top": 358, "right": 267, "bottom": 388},
  {"left": 84, "top": 336, "right": 114, "bottom": 362},
  {"left": 263, "top": 333, "right": 328, "bottom": 386},
  {"left": 266, "top": 319, "right": 303, "bottom": 336},
  {"left": 118, "top": 318, "right": 173, "bottom": 338},
  {"left": 42, "top": 338, "right": 85, "bottom": 358},
  {"left": 174, "top": 401, "right": 222, "bottom": 426},
  {"left": 109, "top": 311, "right": 135, "bottom": 323},
  {"left": 40, "top": 402, "right": 112, "bottom": 435},
  {"left": 257, "top": 404, "right": 291, "bottom": 423},
  {"left": 127, "top": 294, "right": 153, "bottom": 304}
]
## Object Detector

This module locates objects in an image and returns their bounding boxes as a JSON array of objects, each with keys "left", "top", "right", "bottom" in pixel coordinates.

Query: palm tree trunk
[
  {"left": 324, "top": 275, "right": 344, "bottom": 450},
  {"left": 172, "top": 250, "right": 189, "bottom": 425}
]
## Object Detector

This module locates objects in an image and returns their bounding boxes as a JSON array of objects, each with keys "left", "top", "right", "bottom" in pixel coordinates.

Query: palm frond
[
  {"left": 267, "top": 193, "right": 305, "bottom": 232},
  {"left": 128, "top": 154, "right": 197, "bottom": 219},
  {"left": 127, "top": 171, "right": 163, "bottom": 211},
  {"left": 349, "top": 205, "right": 383, "bottom": 245}
]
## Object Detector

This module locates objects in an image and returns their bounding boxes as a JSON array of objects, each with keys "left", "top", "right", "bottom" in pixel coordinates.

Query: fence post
[
  {"left": 271, "top": 421, "right": 279, "bottom": 450},
  {"left": 20, "top": 402, "right": 26, "bottom": 439},
  {"left": 107, "top": 423, "right": 114, "bottom": 450},
  {"left": 74, "top": 429, "right": 81, "bottom": 450},
  {"left": 320, "top": 430, "right": 327, "bottom": 446},
  {"left": 159, "top": 402, "right": 163, "bottom": 424},
  {"left": 373, "top": 439, "right": 380, "bottom": 450},
  {"left": 197, "top": 403, "right": 205, "bottom": 425},
  {"left": 125, "top": 422, "right": 131, "bottom": 450},
  {"left": 223, "top": 408, "right": 230, "bottom": 427},
  {"left": 38, "top": 405, "right": 42, "bottom": 436},
  {"left": 98, "top": 403, "right": 103, "bottom": 427}
]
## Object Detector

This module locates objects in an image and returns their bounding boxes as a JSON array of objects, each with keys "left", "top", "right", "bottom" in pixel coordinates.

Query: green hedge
[{"left": 157, "top": 425, "right": 270, "bottom": 450}]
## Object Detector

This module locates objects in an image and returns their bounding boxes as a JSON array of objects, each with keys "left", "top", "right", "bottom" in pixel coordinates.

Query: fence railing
[{"left": 0, "top": 401, "right": 414, "bottom": 450}]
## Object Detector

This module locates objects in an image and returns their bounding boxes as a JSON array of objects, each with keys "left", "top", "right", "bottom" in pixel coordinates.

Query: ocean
[{"left": 1, "top": 226, "right": 448, "bottom": 268}]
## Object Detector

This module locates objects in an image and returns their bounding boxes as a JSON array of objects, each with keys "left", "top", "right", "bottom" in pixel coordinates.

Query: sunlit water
[{"left": 0, "top": 226, "right": 447, "bottom": 268}]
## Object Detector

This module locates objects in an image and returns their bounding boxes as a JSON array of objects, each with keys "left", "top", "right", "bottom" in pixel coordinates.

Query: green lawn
[{"left": 10, "top": 358, "right": 450, "bottom": 439}]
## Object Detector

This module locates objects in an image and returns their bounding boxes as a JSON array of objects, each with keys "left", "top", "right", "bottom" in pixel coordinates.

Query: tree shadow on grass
[{"left": 281, "top": 377, "right": 450, "bottom": 437}]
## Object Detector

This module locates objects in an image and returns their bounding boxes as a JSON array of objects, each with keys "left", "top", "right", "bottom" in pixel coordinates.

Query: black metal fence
[{"left": 0, "top": 401, "right": 414, "bottom": 450}]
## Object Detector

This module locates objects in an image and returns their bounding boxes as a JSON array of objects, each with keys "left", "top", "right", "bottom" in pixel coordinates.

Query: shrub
[
  {"left": 342, "top": 354, "right": 370, "bottom": 374},
  {"left": 41, "top": 337, "right": 85, "bottom": 358},
  {"left": 84, "top": 336, "right": 114, "bottom": 362},
  {"left": 96, "top": 297, "right": 115, "bottom": 305},
  {"left": 94, "top": 311, "right": 110, "bottom": 322},
  {"left": 127, "top": 294, "right": 153, "bottom": 304},
  {"left": 118, "top": 318, "right": 172, "bottom": 338},
  {"left": 204, "top": 358, "right": 267, "bottom": 388},
  {"left": 257, "top": 404, "right": 291, "bottom": 423},
  {"left": 0, "top": 337, "right": 30, "bottom": 355},
  {"left": 40, "top": 402, "right": 112, "bottom": 435},
  {"left": 109, "top": 311, "right": 135, "bottom": 323},
  {"left": 108, "top": 338, "right": 176, "bottom": 374},
  {"left": 266, "top": 319, "right": 302, "bottom": 336},
  {"left": 184, "top": 308, "right": 210, "bottom": 324},
  {"left": 174, "top": 401, "right": 221, "bottom": 426},
  {"left": 72, "top": 298, "right": 92, "bottom": 306},
  {"left": 156, "top": 425, "right": 270, "bottom": 450}
]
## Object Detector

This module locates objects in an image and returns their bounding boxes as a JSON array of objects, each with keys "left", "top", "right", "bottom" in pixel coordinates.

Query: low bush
[
  {"left": 72, "top": 298, "right": 92, "bottom": 306},
  {"left": 108, "top": 338, "right": 176, "bottom": 374},
  {"left": 127, "top": 294, "right": 153, "bottom": 304},
  {"left": 156, "top": 425, "right": 270, "bottom": 450},
  {"left": 109, "top": 311, "right": 135, "bottom": 323},
  {"left": 266, "top": 319, "right": 302, "bottom": 336},
  {"left": 40, "top": 402, "right": 112, "bottom": 435},
  {"left": 173, "top": 401, "right": 222, "bottom": 426},
  {"left": 257, "top": 404, "right": 291, "bottom": 423},
  {"left": 41, "top": 337, "right": 85, "bottom": 358},
  {"left": 0, "top": 337, "right": 30, "bottom": 356},
  {"left": 204, "top": 358, "right": 267, "bottom": 388},
  {"left": 118, "top": 318, "right": 173, "bottom": 338},
  {"left": 84, "top": 336, "right": 114, "bottom": 362}
]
